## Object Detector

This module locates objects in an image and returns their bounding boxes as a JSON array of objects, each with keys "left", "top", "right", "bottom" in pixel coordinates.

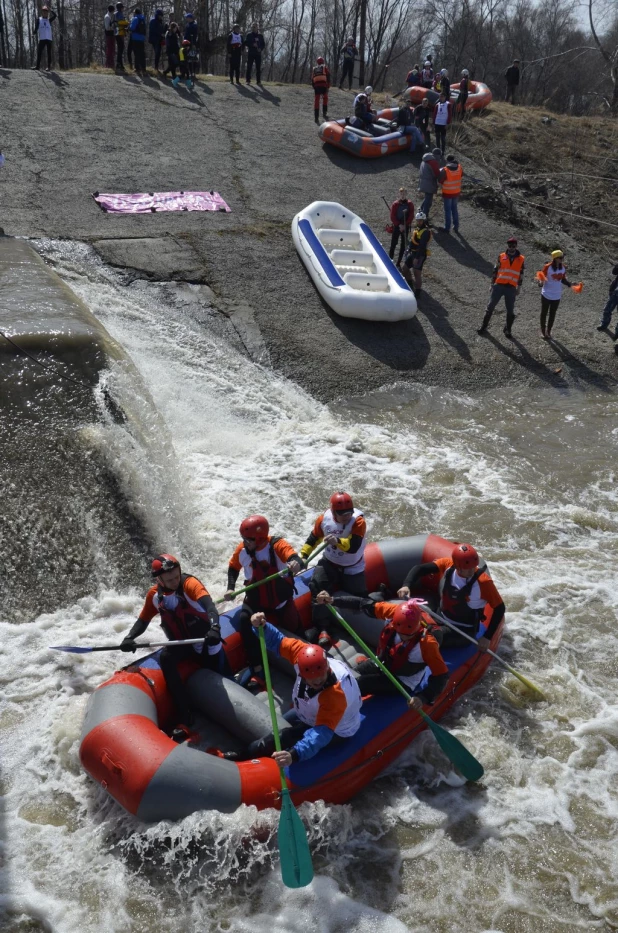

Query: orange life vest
[
  {"left": 312, "top": 64, "right": 329, "bottom": 89},
  {"left": 442, "top": 164, "right": 463, "bottom": 197},
  {"left": 495, "top": 252, "right": 524, "bottom": 287}
]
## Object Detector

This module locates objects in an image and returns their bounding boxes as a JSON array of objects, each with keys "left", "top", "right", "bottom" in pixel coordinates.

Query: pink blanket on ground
[{"left": 93, "top": 191, "right": 231, "bottom": 213}]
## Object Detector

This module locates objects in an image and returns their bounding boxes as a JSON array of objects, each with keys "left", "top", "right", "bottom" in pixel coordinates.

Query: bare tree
[{"left": 588, "top": 0, "right": 618, "bottom": 111}]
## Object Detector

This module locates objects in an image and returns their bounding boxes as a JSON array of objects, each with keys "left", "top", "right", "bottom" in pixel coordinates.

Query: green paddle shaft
[
  {"left": 216, "top": 541, "right": 328, "bottom": 606},
  {"left": 257, "top": 626, "right": 313, "bottom": 889},
  {"left": 326, "top": 603, "right": 484, "bottom": 782},
  {"left": 424, "top": 606, "right": 546, "bottom": 699}
]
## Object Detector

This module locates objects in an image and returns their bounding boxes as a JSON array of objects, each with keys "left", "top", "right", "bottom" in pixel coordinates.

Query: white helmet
[
  {"left": 365, "top": 85, "right": 373, "bottom": 94},
  {"left": 424, "top": 60, "right": 431, "bottom": 66},
  {"left": 415, "top": 211, "right": 426, "bottom": 221},
  {"left": 462, "top": 68, "right": 469, "bottom": 75},
  {"left": 441, "top": 68, "right": 448, "bottom": 76}
]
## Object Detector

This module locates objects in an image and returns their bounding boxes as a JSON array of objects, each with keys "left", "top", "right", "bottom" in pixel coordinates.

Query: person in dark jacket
[
  {"left": 148, "top": 8, "right": 165, "bottom": 71},
  {"left": 417, "top": 148, "right": 441, "bottom": 218},
  {"left": 504, "top": 59, "right": 520, "bottom": 103},
  {"left": 457, "top": 68, "right": 470, "bottom": 116},
  {"left": 244, "top": 22, "right": 265, "bottom": 84},
  {"left": 388, "top": 187, "right": 415, "bottom": 266},
  {"left": 114, "top": 2, "right": 129, "bottom": 72},
  {"left": 413, "top": 97, "right": 432, "bottom": 149},
  {"left": 597, "top": 263, "right": 618, "bottom": 336},
  {"left": 163, "top": 21, "right": 180, "bottom": 81},
  {"left": 395, "top": 99, "right": 424, "bottom": 152},
  {"left": 437, "top": 68, "right": 450, "bottom": 99},
  {"left": 183, "top": 12, "right": 199, "bottom": 81},
  {"left": 227, "top": 23, "right": 243, "bottom": 83},
  {"left": 129, "top": 8, "right": 147, "bottom": 74},
  {"left": 32, "top": 5, "right": 57, "bottom": 71},
  {"left": 401, "top": 211, "right": 432, "bottom": 298},
  {"left": 406, "top": 64, "right": 421, "bottom": 87},
  {"left": 339, "top": 36, "right": 357, "bottom": 89}
]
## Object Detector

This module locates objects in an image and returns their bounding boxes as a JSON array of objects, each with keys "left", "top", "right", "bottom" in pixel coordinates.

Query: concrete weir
[{"left": 0, "top": 235, "right": 125, "bottom": 376}]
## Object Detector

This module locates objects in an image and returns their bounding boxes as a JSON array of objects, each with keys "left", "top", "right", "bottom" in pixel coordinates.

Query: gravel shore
[{"left": 1, "top": 69, "right": 616, "bottom": 400}]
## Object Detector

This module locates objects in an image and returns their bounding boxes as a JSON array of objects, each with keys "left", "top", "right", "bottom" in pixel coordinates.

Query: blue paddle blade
[
  {"left": 278, "top": 789, "right": 313, "bottom": 889},
  {"left": 50, "top": 645, "right": 94, "bottom": 653}
]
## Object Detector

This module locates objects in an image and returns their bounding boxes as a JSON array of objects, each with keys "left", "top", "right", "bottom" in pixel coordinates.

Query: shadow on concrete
[
  {"left": 42, "top": 70, "right": 69, "bottom": 88},
  {"left": 548, "top": 337, "right": 616, "bottom": 392},
  {"left": 256, "top": 85, "right": 281, "bottom": 106},
  {"left": 322, "top": 143, "right": 420, "bottom": 176},
  {"left": 321, "top": 295, "right": 431, "bottom": 370},
  {"left": 434, "top": 230, "right": 495, "bottom": 276},
  {"left": 479, "top": 329, "right": 572, "bottom": 388},
  {"left": 417, "top": 291, "right": 473, "bottom": 362},
  {"left": 174, "top": 84, "right": 206, "bottom": 106},
  {"left": 0, "top": 68, "right": 11, "bottom": 79}
]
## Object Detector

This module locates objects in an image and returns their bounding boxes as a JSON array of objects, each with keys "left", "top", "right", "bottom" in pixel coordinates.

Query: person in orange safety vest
[
  {"left": 397, "top": 543, "right": 505, "bottom": 651},
  {"left": 477, "top": 236, "right": 525, "bottom": 338},
  {"left": 224, "top": 515, "right": 303, "bottom": 693},
  {"left": 317, "top": 592, "right": 449, "bottom": 709},
  {"left": 438, "top": 153, "right": 463, "bottom": 234}
]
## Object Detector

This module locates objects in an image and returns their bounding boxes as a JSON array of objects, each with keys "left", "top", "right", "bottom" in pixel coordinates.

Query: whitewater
[{"left": 2, "top": 239, "right": 618, "bottom": 933}]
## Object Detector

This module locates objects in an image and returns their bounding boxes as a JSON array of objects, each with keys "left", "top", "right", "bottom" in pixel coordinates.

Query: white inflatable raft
[{"left": 292, "top": 201, "right": 417, "bottom": 322}]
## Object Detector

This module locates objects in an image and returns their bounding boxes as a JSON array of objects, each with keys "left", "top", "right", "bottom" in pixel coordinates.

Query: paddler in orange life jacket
[
  {"left": 224, "top": 515, "right": 303, "bottom": 692},
  {"left": 317, "top": 593, "right": 449, "bottom": 709},
  {"left": 300, "top": 491, "right": 368, "bottom": 650},
  {"left": 224, "top": 619, "right": 362, "bottom": 765},
  {"left": 121, "top": 554, "right": 228, "bottom": 738},
  {"left": 312, "top": 56, "right": 330, "bottom": 123},
  {"left": 398, "top": 543, "right": 505, "bottom": 651}
]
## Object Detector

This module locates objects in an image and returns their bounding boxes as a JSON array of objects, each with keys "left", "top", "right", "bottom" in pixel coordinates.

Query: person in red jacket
[
  {"left": 121, "top": 554, "right": 228, "bottom": 739},
  {"left": 388, "top": 187, "right": 415, "bottom": 267},
  {"left": 312, "top": 56, "right": 330, "bottom": 123},
  {"left": 317, "top": 593, "right": 449, "bottom": 707},
  {"left": 225, "top": 515, "right": 303, "bottom": 692},
  {"left": 397, "top": 543, "right": 505, "bottom": 651}
]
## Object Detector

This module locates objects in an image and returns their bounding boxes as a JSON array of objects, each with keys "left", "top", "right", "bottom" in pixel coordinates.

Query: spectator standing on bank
[
  {"left": 339, "top": 36, "right": 357, "bottom": 89},
  {"left": 32, "top": 5, "right": 57, "bottom": 71},
  {"left": 227, "top": 23, "right": 243, "bottom": 84},
  {"left": 312, "top": 56, "right": 330, "bottom": 123},
  {"left": 432, "top": 91, "right": 452, "bottom": 155},
  {"left": 244, "top": 22, "right": 265, "bottom": 84},
  {"left": 417, "top": 148, "right": 441, "bottom": 219},
  {"left": 536, "top": 249, "right": 581, "bottom": 339},
  {"left": 114, "top": 2, "right": 130, "bottom": 72},
  {"left": 597, "top": 263, "right": 618, "bottom": 336},
  {"left": 438, "top": 154, "right": 463, "bottom": 234},
  {"left": 438, "top": 68, "right": 450, "bottom": 99},
  {"left": 457, "top": 68, "right": 470, "bottom": 116},
  {"left": 401, "top": 211, "right": 432, "bottom": 298},
  {"left": 477, "top": 236, "right": 525, "bottom": 339},
  {"left": 104, "top": 5, "right": 116, "bottom": 69},
  {"left": 148, "top": 8, "right": 165, "bottom": 72},
  {"left": 421, "top": 60, "right": 433, "bottom": 88},
  {"left": 129, "top": 7, "right": 147, "bottom": 75},
  {"left": 413, "top": 96, "right": 432, "bottom": 149},
  {"left": 406, "top": 64, "right": 421, "bottom": 87},
  {"left": 504, "top": 59, "right": 520, "bottom": 103},
  {"left": 163, "top": 21, "right": 180, "bottom": 81},
  {"left": 183, "top": 13, "right": 199, "bottom": 82},
  {"left": 388, "top": 187, "right": 415, "bottom": 267}
]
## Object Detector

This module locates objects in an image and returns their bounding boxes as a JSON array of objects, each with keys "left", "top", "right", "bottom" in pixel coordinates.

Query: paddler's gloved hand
[
  {"left": 205, "top": 622, "right": 221, "bottom": 647},
  {"left": 120, "top": 636, "right": 137, "bottom": 653}
]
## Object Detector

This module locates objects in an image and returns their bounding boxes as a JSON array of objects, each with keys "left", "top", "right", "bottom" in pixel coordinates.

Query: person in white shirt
[
  {"left": 104, "top": 5, "right": 116, "bottom": 68},
  {"left": 32, "top": 6, "right": 57, "bottom": 71},
  {"left": 536, "top": 249, "right": 581, "bottom": 339},
  {"left": 432, "top": 92, "right": 452, "bottom": 156}
]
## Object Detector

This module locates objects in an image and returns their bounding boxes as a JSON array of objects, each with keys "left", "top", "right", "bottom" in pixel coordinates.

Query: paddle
[
  {"left": 257, "top": 625, "right": 313, "bottom": 888},
  {"left": 326, "top": 603, "right": 484, "bottom": 782},
  {"left": 50, "top": 637, "right": 208, "bottom": 653},
  {"left": 424, "top": 606, "right": 546, "bottom": 700},
  {"left": 216, "top": 541, "right": 328, "bottom": 606}
]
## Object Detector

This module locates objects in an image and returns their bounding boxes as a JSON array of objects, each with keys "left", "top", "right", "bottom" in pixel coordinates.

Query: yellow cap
[{"left": 551, "top": 249, "right": 564, "bottom": 259}]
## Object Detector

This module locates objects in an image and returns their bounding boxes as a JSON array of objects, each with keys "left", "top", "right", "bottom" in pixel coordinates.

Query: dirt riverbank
[{"left": 1, "top": 69, "right": 616, "bottom": 400}]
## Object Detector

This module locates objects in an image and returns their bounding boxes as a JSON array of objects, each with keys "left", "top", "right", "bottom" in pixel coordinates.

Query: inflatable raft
[
  {"left": 404, "top": 80, "right": 492, "bottom": 111},
  {"left": 80, "top": 534, "right": 504, "bottom": 821},
  {"left": 319, "top": 107, "right": 413, "bottom": 159},
  {"left": 291, "top": 200, "right": 416, "bottom": 322}
]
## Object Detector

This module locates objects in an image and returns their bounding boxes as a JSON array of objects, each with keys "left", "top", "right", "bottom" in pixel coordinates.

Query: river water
[{"left": 2, "top": 240, "right": 618, "bottom": 932}]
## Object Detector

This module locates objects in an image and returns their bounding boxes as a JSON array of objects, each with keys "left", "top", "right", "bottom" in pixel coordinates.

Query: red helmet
[
  {"left": 316, "top": 56, "right": 325, "bottom": 64},
  {"left": 392, "top": 599, "right": 424, "bottom": 635},
  {"left": 151, "top": 553, "right": 180, "bottom": 578},
  {"left": 297, "top": 645, "right": 328, "bottom": 679},
  {"left": 452, "top": 543, "right": 479, "bottom": 572},
  {"left": 330, "top": 491, "right": 354, "bottom": 513},
  {"left": 182, "top": 39, "right": 191, "bottom": 46},
  {"left": 239, "top": 514, "right": 269, "bottom": 546}
]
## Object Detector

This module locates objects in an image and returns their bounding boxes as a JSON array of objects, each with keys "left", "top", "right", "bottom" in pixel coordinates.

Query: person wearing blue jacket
[
  {"left": 129, "top": 7, "right": 147, "bottom": 74},
  {"left": 148, "top": 9, "right": 165, "bottom": 71}
]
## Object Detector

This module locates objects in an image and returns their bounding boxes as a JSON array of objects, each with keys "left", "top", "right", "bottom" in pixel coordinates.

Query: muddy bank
[{"left": 1, "top": 69, "right": 616, "bottom": 400}]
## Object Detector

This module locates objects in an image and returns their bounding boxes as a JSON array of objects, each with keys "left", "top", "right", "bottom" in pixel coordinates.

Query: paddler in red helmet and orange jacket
[
  {"left": 300, "top": 491, "right": 368, "bottom": 650},
  {"left": 224, "top": 515, "right": 303, "bottom": 693},
  {"left": 316, "top": 593, "right": 449, "bottom": 708},
  {"left": 397, "top": 543, "right": 505, "bottom": 651},
  {"left": 224, "top": 617, "right": 362, "bottom": 764},
  {"left": 121, "top": 554, "right": 228, "bottom": 740}
]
